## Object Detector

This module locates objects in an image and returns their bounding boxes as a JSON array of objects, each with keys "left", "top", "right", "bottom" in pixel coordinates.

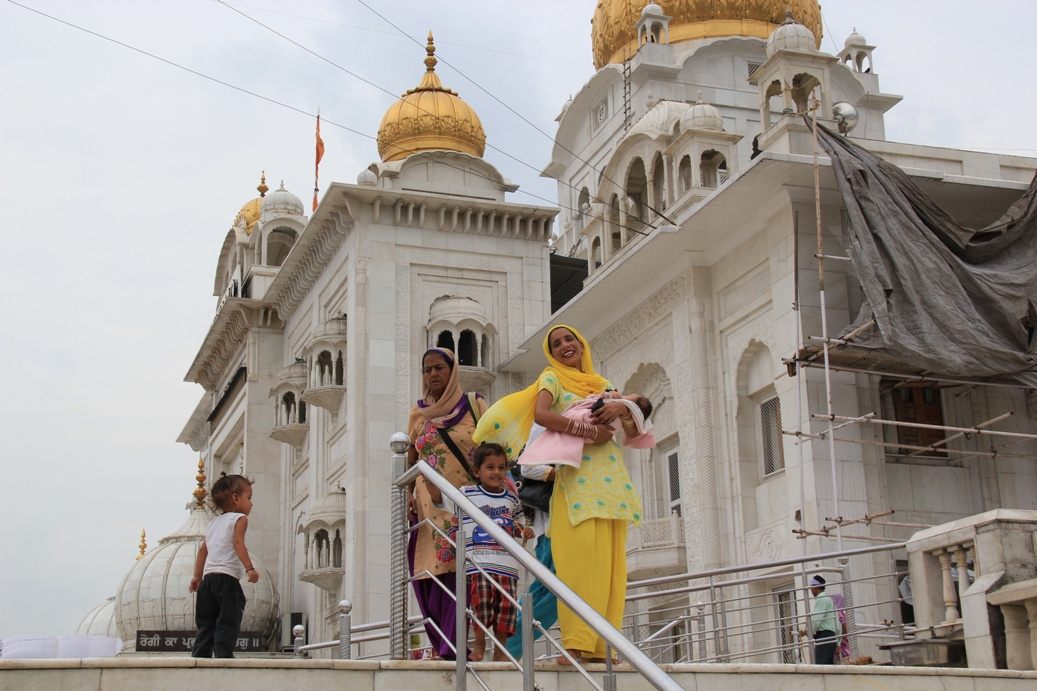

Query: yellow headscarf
[{"left": 473, "top": 325, "right": 608, "bottom": 458}]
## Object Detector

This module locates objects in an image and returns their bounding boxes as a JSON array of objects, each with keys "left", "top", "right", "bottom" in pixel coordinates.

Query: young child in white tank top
[{"left": 189, "top": 473, "right": 259, "bottom": 658}]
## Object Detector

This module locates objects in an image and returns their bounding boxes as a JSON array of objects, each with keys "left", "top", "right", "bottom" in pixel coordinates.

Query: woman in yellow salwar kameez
[{"left": 475, "top": 325, "right": 644, "bottom": 663}]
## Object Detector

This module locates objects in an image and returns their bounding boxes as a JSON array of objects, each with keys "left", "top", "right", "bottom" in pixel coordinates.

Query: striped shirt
[{"left": 460, "top": 484, "right": 525, "bottom": 579}]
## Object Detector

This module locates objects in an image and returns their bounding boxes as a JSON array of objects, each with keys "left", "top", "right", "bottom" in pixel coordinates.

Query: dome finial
[
  {"left": 257, "top": 171, "right": 268, "bottom": 198},
  {"left": 192, "top": 457, "right": 208, "bottom": 509},
  {"left": 424, "top": 31, "right": 437, "bottom": 72},
  {"left": 376, "top": 31, "right": 486, "bottom": 162},
  {"left": 137, "top": 529, "right": 147, "bottom": 560}
]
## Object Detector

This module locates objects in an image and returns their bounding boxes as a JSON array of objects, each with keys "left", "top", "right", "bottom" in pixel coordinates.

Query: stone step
[{"left": 2, "top": 658, "right": 1036, "bottom": 691}]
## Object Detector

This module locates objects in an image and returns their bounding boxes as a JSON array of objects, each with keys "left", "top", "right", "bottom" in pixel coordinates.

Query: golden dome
[
  {"left": 233, "top": 172, "right": 268, "bottom": 236},
  {"left": 377, "top": 32, "right": 486, "bottom": 162},
  {"left": 591, "top": 0, "right": 822, "bottom": 70}
]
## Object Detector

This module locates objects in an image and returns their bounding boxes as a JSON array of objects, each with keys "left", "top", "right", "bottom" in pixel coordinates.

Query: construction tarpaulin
[{"left": 811, "top": 121, "right": 1037, "bottom": 387}]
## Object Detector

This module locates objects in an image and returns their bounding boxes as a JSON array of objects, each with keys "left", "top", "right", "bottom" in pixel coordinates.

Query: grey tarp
[{"left": 810, "top": 121, "right": 1037, "bottom": 387}]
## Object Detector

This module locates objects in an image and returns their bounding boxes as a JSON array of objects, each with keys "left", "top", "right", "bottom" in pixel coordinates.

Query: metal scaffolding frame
[{"left": 785, "top": 102, "right": 1037, "bottom": 547}]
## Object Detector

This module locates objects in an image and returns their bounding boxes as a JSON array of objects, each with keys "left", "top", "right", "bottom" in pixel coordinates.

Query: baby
[{"left": 518, "top": 391, "right": 654, "bottom": 469}]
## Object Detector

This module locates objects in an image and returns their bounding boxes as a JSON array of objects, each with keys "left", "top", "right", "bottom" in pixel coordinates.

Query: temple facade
[{"left": 102, "top": 1, "right": 1037, "bottom": 661}]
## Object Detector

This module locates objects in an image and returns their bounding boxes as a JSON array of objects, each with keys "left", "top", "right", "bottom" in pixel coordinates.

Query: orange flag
[{"left": 313, "top": 113, "right": 325, "bottom": 212}]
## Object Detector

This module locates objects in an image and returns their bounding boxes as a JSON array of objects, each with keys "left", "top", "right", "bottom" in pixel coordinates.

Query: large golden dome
[
  {"left": 591, "top": 0, "right": 822, "bottom": 69},
  {"left": 377, "top": 33, "right": 486, "bottom": 162}
]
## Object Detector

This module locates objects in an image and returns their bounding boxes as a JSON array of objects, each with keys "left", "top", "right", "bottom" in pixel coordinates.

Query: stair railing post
[
  {"left": 389, "top": 432, "right": 411, "bottom": 661},
  {"left": 456, "top": 499, "right": 467, "bottom": 691},
  {"left": 338, "top": 599, "right": 352, "bottom": 659}
]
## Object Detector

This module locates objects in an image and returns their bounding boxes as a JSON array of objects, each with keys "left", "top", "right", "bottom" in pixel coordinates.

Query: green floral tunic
[{"left": 539, "top": 372, "right": 643, "bottom": 528}]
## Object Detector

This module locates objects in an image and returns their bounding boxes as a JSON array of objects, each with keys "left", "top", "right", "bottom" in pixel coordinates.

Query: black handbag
[{"left": 511, "top": 469, "right": 553, "bottom": 513}]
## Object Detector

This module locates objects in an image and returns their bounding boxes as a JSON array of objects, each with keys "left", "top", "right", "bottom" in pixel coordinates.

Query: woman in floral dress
[{"left": 406, "top": 347, "right": 487, "bottom": 660}]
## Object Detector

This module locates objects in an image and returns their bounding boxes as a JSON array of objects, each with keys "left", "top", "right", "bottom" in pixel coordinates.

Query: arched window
[
  {"left": 458, "top": 330, "right": 477, "bottom": 366},
  {"left": 608, "top": 194, "right": 620, "bottom": 242},
  {"left": 314, "top": 529, "right": 329, "bottom": 568},
  {"left": 332, "top": 529, "right": 343, "bottom": 568},
  {"left": 266, "top": 228, "right": 296, "bottom": 267},
  {"left": 334, "top": 351, "right": 344, "bottom": 386},
  {"left": 436, "top": 330, "right": 455, "bottom": 353},
  {"left": 652, "top": 156, "right": 666, "bottom": 213},
  {"left": 791, "top": 73, "right": 821, "bottom": 114},
  {"left": 625, "top": 158, "right": 647, "bottom": 237},
  {"left": 591, "top": 237, "right": 602, "bottom": 269},
  {"left": 316, "top": 351, "right": 334, "bottom": 387},
  {"left": 281, "top": 392, "right": 296, "bottom": 424},
  {"left": 765, "top": 80, "right": 783, "bottom": 128},
  {"left": 678, "top": 156, "right": 692, "bottom": 193},
  {"left": 700, "top": 150, "right": 726, "bottom": 189},
  {"left": 577, "top": 187, "right": 590, "bottom": 231}
]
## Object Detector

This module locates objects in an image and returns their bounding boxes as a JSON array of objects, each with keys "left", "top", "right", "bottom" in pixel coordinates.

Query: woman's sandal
[{"left": 556, "top": 649, "right": 583, "bottom": 665}]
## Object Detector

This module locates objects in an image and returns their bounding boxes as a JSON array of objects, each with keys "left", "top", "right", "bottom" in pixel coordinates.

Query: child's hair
[
  {"left": 209, "top": 472, "right": 253, "bottom": 513},
  {"left": 632, "top": 394, "right": 653, "bottom": 420},
  {"left": 472, "top": 442, "right": 508, "bottom": 471}
]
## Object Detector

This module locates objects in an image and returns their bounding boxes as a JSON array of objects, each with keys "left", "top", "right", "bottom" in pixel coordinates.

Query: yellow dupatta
[{"left": 473, "top": 325, "right": 608, "bottom": 458}]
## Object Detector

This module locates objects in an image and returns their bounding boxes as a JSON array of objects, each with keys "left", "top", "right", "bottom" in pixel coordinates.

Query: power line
[
  {"left": 223, "top": 1, "right": 587, "bottom": 67},
  {"left": 7, "top": 0, "right": 658, "bottom": 243}
]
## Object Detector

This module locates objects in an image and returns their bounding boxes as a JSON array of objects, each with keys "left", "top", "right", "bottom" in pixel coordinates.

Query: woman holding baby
[{"left": 475, "top": 324, "right": 653, "bottom": 664}]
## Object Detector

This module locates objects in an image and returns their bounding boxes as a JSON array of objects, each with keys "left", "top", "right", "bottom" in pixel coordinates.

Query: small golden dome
[
  {"left": 591, "top": 0, "right": 822, "bottom": 70},
  {"left": 377, "top": 32, "right": 486, "bottom": 162},
  {"left": 234, "top": 172, "right": 268, "bottom": 236}
]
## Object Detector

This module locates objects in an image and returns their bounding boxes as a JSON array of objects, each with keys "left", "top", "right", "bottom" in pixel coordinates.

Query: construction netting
[{"left": 811, "top": 121, "right": 1037, "bottom": 387}]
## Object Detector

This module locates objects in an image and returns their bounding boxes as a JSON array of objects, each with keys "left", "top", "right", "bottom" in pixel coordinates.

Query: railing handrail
[
  {"left": 395, "top": 460, "right": 685, "bottom": 691},
  {"left": 627, "top": 540, "right": 908, "bottom": 592},
  {"left": 295, "top": 615, "right": 425, "bottom": 655}
]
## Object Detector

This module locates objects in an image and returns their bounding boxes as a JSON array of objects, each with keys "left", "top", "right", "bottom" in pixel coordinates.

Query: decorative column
[
  {"left": 353, "top": 257, "right": 370, "bottom": 644},
  {"left": 691, "top": 295, "right": 721, "bottom": 569},
  {"left": 939, "top": 551, "right": 960, "bottom": 622},
  {"left": 663, "top": 155, "right": 675, "bottom": 207}
]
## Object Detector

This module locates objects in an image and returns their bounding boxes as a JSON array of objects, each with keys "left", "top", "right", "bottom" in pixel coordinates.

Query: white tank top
[{"left": 202, "top": 511, "right": 247, "bottom": 580}]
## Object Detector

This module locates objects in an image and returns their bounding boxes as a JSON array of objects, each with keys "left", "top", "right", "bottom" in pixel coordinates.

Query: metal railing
[
  {"left": 293, "top": 601, "right": 428, "bottom": 660},
  {"left": 621, "top": 542, "right": 910, "bottom": 666},
  {"left": 389, "top": 432, "right": 683, "bottom": 691},
  {"left": 296, "top": 435, "right": 917, "bottom": 685}
]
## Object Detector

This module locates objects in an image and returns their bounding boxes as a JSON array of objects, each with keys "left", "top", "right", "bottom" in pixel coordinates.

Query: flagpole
[{"left": 314, "top": 111, "right": 325, "bottom": 212}]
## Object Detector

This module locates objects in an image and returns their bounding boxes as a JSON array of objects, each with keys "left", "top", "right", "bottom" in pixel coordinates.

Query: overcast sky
[{"left": 2, "top": 0, "right": 1035, "bottom": 639}]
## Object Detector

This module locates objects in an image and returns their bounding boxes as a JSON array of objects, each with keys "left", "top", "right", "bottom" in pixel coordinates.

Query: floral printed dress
[{"left": 411, "top": 407, "right": 483, "bottom": 578}]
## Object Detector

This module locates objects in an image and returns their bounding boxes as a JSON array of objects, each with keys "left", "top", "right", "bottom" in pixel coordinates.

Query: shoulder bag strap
[
  {"left": 437, "top": 426, "right": 474, "bottom": 480},
  {"left": 436, "top": 393, "right": 481, "bottom": 479}
]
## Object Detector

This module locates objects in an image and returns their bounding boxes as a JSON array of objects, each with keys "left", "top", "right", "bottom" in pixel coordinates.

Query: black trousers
[
  {"left": 814, "top": 629, "right": 837, "bottom": 665},
  {"left": 192, "top": 573, "right": 246, "bottom": 658}
]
